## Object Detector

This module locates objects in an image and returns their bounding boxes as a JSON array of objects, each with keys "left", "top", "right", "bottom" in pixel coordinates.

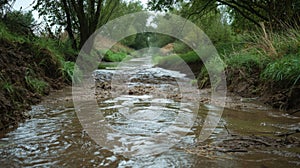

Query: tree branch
[{"left": 217, "top": 0, "right": 261, "bottom": 27}]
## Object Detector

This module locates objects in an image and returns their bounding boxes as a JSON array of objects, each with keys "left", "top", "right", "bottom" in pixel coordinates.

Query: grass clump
[
  {"left": 0, "top": 74, "right": 14, "bottom": 94},
  {"left": 25, "top": 76, "right": 48, "bottom": 95},
  {"left": 60, "top": 61, "right": 82, "bottom": 83},
  {"left": 25, "top": 68, "right": 49, "bottom": 95},
  {"left": 241, "top": 24, "right": 300, "bottom": 59},
  {"left": 261, "top": 55, "right": 300, "bottom": 86},
  {"left": 225, "top": 50, "right": 270, "bottom": 73}
]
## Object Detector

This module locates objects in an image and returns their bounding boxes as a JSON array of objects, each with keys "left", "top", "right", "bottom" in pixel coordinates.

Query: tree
[
  {"left": 34, "top": 0, "right": 121, "bottom": 53},
  {"left": 148, "top": 0, "right": 300, "bottom": 29},
  {"left": 0, "top": 0, "right": 15, "bottom": 16}
]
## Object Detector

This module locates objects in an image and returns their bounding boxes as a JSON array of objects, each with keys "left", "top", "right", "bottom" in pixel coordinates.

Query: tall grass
[
  {"left": 261, "top": 54, "right": 300, "bottom": 86},
  {"left": 197, "top": 25, "right": 300, "bottom": 90},
  {"left": 224, "top": 25, "right": 299, "bottom": 71},
  {"left": 241, "top": 23, "right": 300, "bottom": 59},
  {"left": 225, "top": 50, "right": 270, "bottom": 72}
]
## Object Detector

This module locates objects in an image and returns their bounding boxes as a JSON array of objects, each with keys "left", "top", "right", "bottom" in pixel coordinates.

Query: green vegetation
[
  {"left": 103, "top": 50, "right": 129, "bottom": 62},
  {"left": 97, "top": 49, "right": 133, "bottom": 69},
  {"left": 0, "top": 22, "right": 27, "bottom": 43},
  {"left": 24, "top": 68, "right": 48, "bottom": 95},
  {"left": 153, "top": 51, "right": 200, "bottom": 67},
  {"left": 225, "top": 51, "right": 269, "bottom": 73},
  {"left": 224, "top": 27, "right": 300, "bottom": 82},
  {"left": 173, "top": 41, "right": 192, "bottom": 54},
  {"left": 60, "top": 61, "right": 82, "bottom": 83},
  {"left": 149, "top": 0, "right": 300, "bottom": 109},
  {"left": 0, "top": 74, "right": 14, "bottom": 94},
  {"left": 261, "top": 55, "right": 300, "bottom": 86},
  {"left": 98, "top": 62, "right": 120, "bottom": 69},
  {"left": 25, "top": 76, "right": 48, "bottom": 95},
  {"left": 0, "top": 0, "right": 299, "bottom": 130},
  {"left": 0, "top": 6, "right": 80, "bottom": 129},
  {"left": 34, "top": 0, "right": 145, "bottom": 53},
  {"left": 2, "top": 10, "right": 35, "bottom": 36}
]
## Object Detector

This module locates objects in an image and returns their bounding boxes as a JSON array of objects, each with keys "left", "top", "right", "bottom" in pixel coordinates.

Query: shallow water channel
[{"left": 0, "top": 56, "right": 299, "bottom": 167}]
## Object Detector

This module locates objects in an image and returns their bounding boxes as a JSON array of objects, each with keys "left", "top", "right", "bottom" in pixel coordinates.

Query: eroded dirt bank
[
  {"left": 225, "top": 67, "right": 300, "bottom": 113},
  {"left": 0, "top": 39, "right": 65, "bottom": 130}
]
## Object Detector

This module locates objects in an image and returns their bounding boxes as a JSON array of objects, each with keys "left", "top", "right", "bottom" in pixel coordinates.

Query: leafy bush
[{"left": 148, "top": 33, "right": 175, "bottom": 47}]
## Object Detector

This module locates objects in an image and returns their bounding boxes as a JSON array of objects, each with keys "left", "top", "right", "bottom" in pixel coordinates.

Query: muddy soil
[
  {"left": 0, "top": 39, "right": 65, "bottom": 130},
  {"left": 225, "top": 67, "right": 300, "bottom": 112}
]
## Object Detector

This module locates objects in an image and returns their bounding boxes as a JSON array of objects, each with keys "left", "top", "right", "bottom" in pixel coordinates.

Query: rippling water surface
[{"left": 1, "top": 56, "right": 299, "bottom": 167}]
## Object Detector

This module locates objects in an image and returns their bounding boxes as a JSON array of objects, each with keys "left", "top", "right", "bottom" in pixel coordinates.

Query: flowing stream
[{"left": 0, "top": 56, "right": 299, "bottom": 167}]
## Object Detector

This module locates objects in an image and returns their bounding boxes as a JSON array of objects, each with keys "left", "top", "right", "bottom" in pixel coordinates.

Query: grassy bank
[
  {"left": 97, "top": 47, "right": 134, "bottom": 69},
  {"left": 0, "top": 23, "right": 76, "bottom": 130},
  {"left": 224, "top": 28, "right": 300, "bottom": 110},
  {"left": 152, "top": 51, "right": 203, "bottom": 76},
  {"left": 153, "top": 27, "right": 300, "bottom": 111}
]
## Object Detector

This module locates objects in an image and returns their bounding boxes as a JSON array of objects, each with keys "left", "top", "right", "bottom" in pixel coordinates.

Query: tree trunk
[{"left": 62, "top": 0, "right": 77, "bottom": 50}]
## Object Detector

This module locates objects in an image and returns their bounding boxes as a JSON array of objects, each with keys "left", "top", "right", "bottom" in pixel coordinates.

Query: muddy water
[{"left": 0, "top": 56, "right": 299, "bottom": 167}]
